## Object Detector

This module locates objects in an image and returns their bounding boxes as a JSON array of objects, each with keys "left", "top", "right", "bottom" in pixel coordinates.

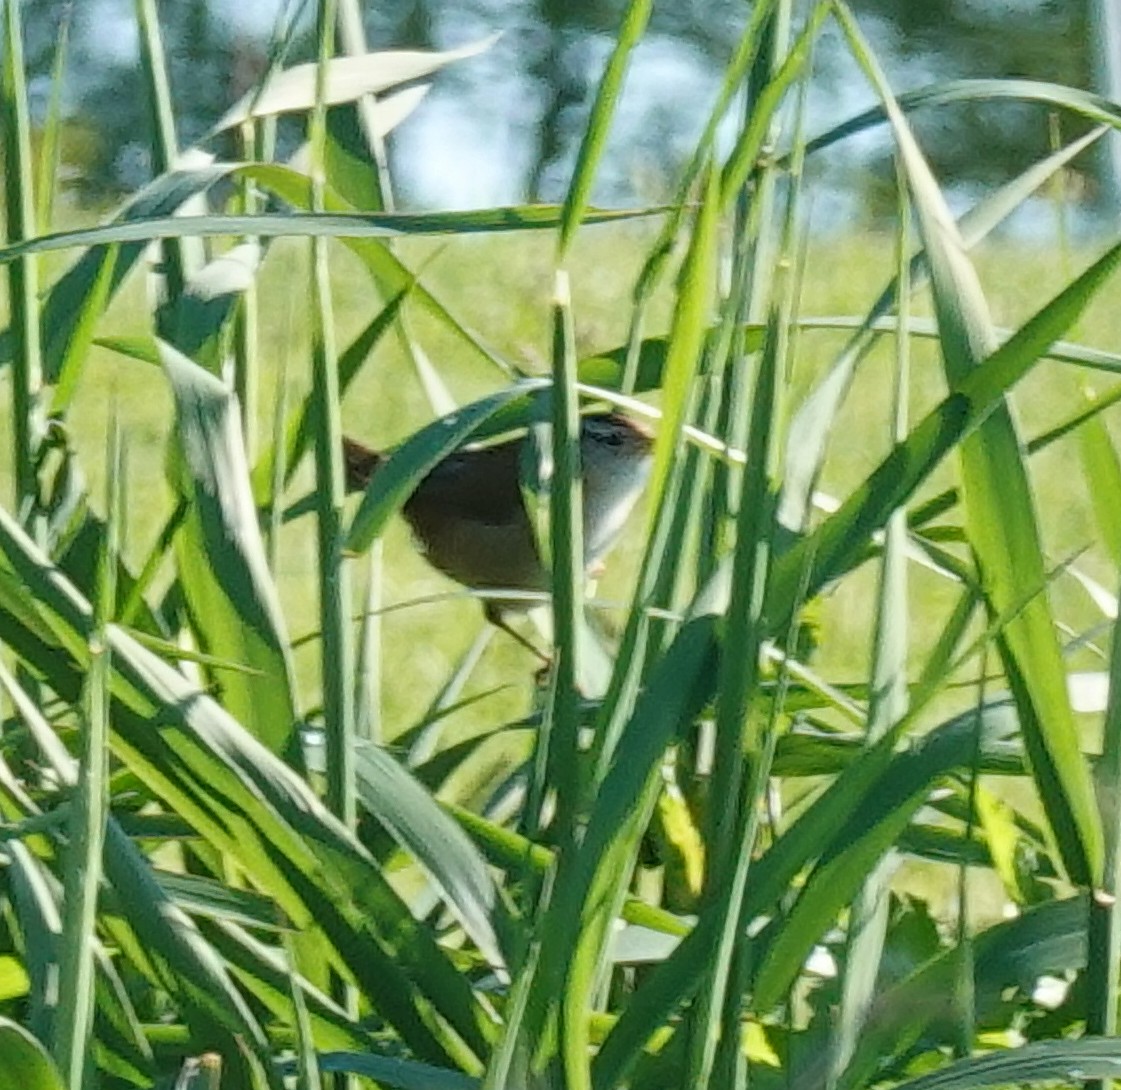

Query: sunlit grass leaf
[
  {"left": 0, "top": 162, "right": 231, "bottom": 379},
  {"left": 211, "top": 36, "right": 497, "bottom": 133},
  {"left": 289, "top": 86, "right": 431, "bottom": 180},
  {"left": 797, "top": 313, "right": 1121, "bottom": 374},
  {"left": 0, "top": 1019, "right": 64, "bottom": 1090},
  {"left": 354, "top": 741, "right": 511, "bottom": 972},
  {"left": 0, "top": 205, "right": 665, "bottom": 265},
  {"left": 889, "top": 1037, "right": 1121, "bottom": 1090},
  {"left": 160, "top": 340, "right": 298, "bottom": 756},
  {"left": 1077, "top": 400, "right": 1121, "bottom": 569},
  {"left": 540, "top": 269, "right": 587, "bottom": 842},
  {"left": 0, "top": 527, "right": 493, "bottom": 1068},
  {"left": 0, "top": 958, "right": 29, "bottom": 1003},
  {"left": 779, "top": 124, "right": 1106, "bottom": 532},
  {"left": 837, "top": 0, "right": 1104, "bottom": 886},
  {"left": 764, "top": 235, "right": 1121, "bottom": 647},
  {"left": 559, "top": 0, "right": 653, "bottom": 256},
  {"left": 833, "top": 895, "right": 1089, "bottom": 1090},
  {"left": 50, "top": 243, "right": 119, "bottom": 415},
  {"left": 806, "top": 78, "right": 1121, "bottom": 161},
  {"left": 166, "top": 240, "right": 262, "bottom": 368},
  {"left": 643, "top": 165, "right": 721, "bottom": 533}
]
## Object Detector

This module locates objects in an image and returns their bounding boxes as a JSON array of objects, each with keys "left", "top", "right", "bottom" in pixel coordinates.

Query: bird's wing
[{"left": 410, "top": 441, "right": 528, "bottom": 525}]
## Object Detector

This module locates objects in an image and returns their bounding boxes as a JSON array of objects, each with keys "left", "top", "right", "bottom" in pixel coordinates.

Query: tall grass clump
[{"left": 2, "top": 0, "right": 1121, "bottom": 1087}]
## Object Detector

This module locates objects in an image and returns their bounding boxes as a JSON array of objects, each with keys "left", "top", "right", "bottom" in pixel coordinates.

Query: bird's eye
[{"left": 589, "top": 418, "right": 622, "bottom": 444}]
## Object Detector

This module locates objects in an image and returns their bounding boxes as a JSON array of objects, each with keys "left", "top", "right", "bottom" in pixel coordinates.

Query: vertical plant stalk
[
  {"left": 356, "top": 542, "right": 383, "bottom": 743},
  {"left": 54, "top": 421, "right": 118, "bottom": 1087},
  {"left": 336, "top": 0, "right": 394, "bottom": 210},
  {"left": 557, "top": 0, "right": 652, "bottom": 259},
  {"left": 134, "top": 0, "right": 189, "bottom": 305},
  {"left": 713, "top": 20, "right": 820, "bottom": 1085},
  {"left": 2, "top": 0, "right": 44, "bottom": 522},
  {"left": 620, "top": 0, "right": 778, "bottom": 394},
  {"left": 333, "top": 4, "right": 418, "bottom": 748},
  {"left": 829, "top": 159, "right": 913, "bottom": 1088},
  {"left": 35, "top": 3, "right": 70, "bottom": 232},
  {"left": 590, "top": 159, "right": 721, "bottom": 783},
  {"left": 682, "top": 3, "right": 806, "bottom": 1082},
  {"left": 309, "top": 0, "right": 356, "bottom": 828},
  {"left": 684, "top": 310, "right": 782, "bottom": 1090},
  {"left": 522, "top": 169, "right": 721, "bottom": 1090},
  {"left": 949, "top": 653, "right": 985, "bottom": 1060},
  {"left": 546, "top": 269, "right": 584, "bottom": 837},
  {"left": 705, "top": 0, "right": 828, "bottom": 583},
  {"left": 1087, "top": 577, "right": 1121, "bottom": 1076},
  {"left": 1091, "top": 0, "right": 1121, "bottom": 205},
  {"left": 234, "top": 122, "right": 263, "bottom": 462},
  {"left": 286, "top": 933, "right": 324, "bottom": 1090},
  {"left": 267, "top": 310, "right": 292, "bottom": 572},
  {"left": 711, "top": 0, "right": 792, "bottom": 922}
]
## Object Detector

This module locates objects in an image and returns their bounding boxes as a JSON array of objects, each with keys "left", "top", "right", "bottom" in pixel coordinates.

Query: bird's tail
[{"left": 342, "top": 437, "right": 383, "bottom": 492}]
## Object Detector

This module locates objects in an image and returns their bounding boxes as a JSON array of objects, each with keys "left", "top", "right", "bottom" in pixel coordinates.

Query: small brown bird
[{"left": 343, "top": 413, "right": 654, "bottom": 654}]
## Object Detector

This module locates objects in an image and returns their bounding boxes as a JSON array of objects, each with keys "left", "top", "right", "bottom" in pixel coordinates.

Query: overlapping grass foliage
[{"left": 2, "top": 0, "right": 1121, "bottom": 1088}]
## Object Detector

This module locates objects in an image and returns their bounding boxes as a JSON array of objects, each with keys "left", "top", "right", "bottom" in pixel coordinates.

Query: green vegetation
[{"left": 2, "top": 1, "right": 1121, "bottom": 1089}]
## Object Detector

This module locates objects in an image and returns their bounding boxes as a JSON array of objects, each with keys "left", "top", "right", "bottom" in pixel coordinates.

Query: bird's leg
[{"left": 484, "top": 603, "right": 552, "bottom": 665}]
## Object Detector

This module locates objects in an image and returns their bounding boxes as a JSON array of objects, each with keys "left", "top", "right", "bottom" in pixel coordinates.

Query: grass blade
[
  {"left": 354, "top": 742, "right": 510, "bottom": 971},
  {"left": 134, "top": 0, "right": 195, "bottom": 305},
  {"left": 779, "top": 124, "right": 1106, "bottom": 533},
  {"left": 546, "top": 270, "right": 585, "bottom": 845},
  {"left": 305, "top": 0, "right": 358, "bottom": 854},
  {"left": 53, "top": 417, "right": 118, "bottom": 1088},
  {"left": 161, "top": 341, "right": 299, "bottom": 756},
  {"left": 889, "top": 1037, "right": 1121, "bottom": 1090},
  {"left": 1086, "top": 564, "right": 1121, "bottom": 1049},
  {"left": 0, "top": 1019, "right": 65, "bottom": 1090},
  {"left": 2, "top": 0, "right": 44, "bottom": 517},
  {"left": 211, "top": 37, "right": 497, "bottom": 134},
  {"left": 558, "top": 0, "right": 652, "bottom": 257},
  {"left": 829, "top": 164, "right": 913, "bottom": 1084},
  {"left": 836, "top": 0, "right": 1103, "bottom": 887},
  {"left": 34, "top": 5, "right": 70, "bottom": 232}
]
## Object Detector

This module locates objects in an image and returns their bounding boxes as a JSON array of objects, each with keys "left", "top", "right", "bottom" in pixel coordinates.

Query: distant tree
[
  {"left": 851, "top": 0, "right": 1096, "bottom": 214},
  {"left": 19, "top": 0, "right": 1105, "bottom": 210}
]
